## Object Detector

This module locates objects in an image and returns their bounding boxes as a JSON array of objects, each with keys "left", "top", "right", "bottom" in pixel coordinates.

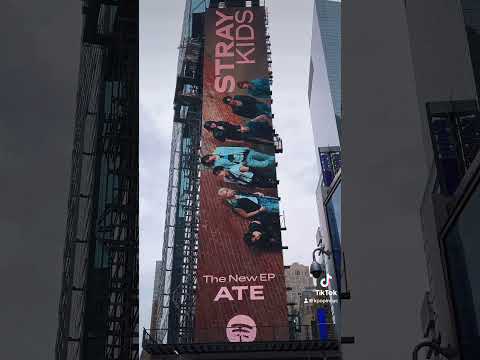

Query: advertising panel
[{"left": 195, "top": 6, "right": 289, "bottom": 343}]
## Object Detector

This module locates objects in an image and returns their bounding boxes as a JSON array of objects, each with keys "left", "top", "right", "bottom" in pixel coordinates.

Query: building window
[
  {"left": 427, "top": 100, "right": 480, "bottom": 195},
  {"left": 319, "top": 146, "right": 341, "bottom": 188},
  {"left": 325, "top": 181, "right": 341, "bottom": 288},
  {"left": 308, "top": 57, "right": 314, "bottom": 104},
  {"left": 443, "top": 178, "right": 480, "bottom": 359}
]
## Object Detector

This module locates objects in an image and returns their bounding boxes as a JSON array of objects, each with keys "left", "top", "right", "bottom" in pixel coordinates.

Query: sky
[{"left": 139, "top": 0, "right": 322, "bottom": 339}]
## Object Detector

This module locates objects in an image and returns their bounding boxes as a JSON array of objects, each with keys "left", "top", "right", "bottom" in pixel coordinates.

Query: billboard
[{"left": 195, "top": 6, "right": 289, "bottom": 343}]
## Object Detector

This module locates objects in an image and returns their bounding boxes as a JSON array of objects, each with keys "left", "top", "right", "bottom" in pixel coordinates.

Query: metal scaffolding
[
  {"left": 56, "top": 1, "right": 139, "bottom": 359},
  {"left": 157, "top": 38, "right": 204, "bottom": 346}
]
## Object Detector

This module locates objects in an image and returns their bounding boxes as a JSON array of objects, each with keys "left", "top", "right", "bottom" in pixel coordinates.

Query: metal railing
[{"left": 143, "top": 323, "right": 338, "bottom": 348}]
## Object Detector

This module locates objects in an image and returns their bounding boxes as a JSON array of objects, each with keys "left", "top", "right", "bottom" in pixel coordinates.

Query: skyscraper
[
  {"left": 308, "top": 0, "right": 341, "bottom": 233},
  {"left": 308, "top": 0, "right": 343, "bottom": 346},
  {"left": 341, "top": 0, "right": 480, "bottom": 358},
  {"left": 406, "top": 1, "right": 480, "bottom": 358},
  {"left": 152, "top": 0, "right": 208, "bottom": 345},
  {"left": 55, "top": 1, "right": 139, "bottom": 359},
  {"left": 313, "top": 0, "right": 341, "bottom": 137},
  {"left": 309, "top": 0, "right": 341, "bottom": 146},
  {"left": 285, "top": 263, "right": 315, "bottom": 310},
  {"left": 149, "top": 261, "right": 165, "bottom": 337}
]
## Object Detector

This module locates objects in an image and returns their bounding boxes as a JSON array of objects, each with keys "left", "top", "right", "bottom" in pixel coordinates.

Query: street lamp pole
[
  {"left": 412, "top": 341, "right": 456, "bottom": 360},
  {"left": 312, "top": 245, "right": 331, "bottom": 260}
]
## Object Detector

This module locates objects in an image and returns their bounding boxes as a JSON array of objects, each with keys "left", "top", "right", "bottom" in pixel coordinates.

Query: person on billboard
[
  {"left": 201, "top": 146, "right": 275, "bottom": 170},
  {"left": 212, "top": 165, "right": 277, "bottom": 188},
  {"left": 203, "top": 120, "right": 274, "bottom": 144},
  {"left": 237, "top": 77, "right": 271, "bottom": 98},
  {"left": 244, "top": 212, "right": 282, "bottom": 250},
  {"left": 217, "top": 187, "right": 279, "bottom": 219},
  {"left": 223, "top": 95, "right": 272, "bottom": 119}
]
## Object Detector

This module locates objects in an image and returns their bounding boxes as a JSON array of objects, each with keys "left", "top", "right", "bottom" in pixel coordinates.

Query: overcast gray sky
[{"left": 139, "top": 0, "right": 325, "bottom": 337}]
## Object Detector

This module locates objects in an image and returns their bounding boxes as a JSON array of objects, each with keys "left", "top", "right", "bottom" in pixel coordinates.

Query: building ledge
[{"left": 143, "top": 339, "right": 341, "bottom": 359}]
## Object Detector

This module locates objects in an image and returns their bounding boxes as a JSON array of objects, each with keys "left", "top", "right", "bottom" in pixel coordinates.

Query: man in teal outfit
[
  {"left": 237, "top": 77, "right": 271, "bottom": 98},
  {"left": 201, "top": 146, "right": 275, "bottom": 170}
]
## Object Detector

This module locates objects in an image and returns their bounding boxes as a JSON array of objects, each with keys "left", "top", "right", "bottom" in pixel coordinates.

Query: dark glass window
[
  {"left": 319, "top": 146, "right": 341, "bottom": 187},
  {"left": 427, "top": 100, "right": 480, "bottom": 195},
  {"left": 325, "top": 181, "right": 341, "bottom": 287},
  {"left": 444, "top": 180, "right": 480, "bottom": 359}
]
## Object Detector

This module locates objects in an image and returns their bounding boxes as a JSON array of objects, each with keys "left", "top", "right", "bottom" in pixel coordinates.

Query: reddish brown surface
[{"left": 194, "top": 8, "right": 289, "bottom": 343}]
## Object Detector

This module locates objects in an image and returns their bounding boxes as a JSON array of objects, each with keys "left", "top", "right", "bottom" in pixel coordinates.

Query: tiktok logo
[{"left": 320, "top": 274, "right": 333, "bottom": 288}]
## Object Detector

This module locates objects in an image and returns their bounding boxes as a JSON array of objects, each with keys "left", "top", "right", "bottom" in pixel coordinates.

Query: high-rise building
[
  {"left": 55, "top": 1, "right": 139, "bottom": 359},
  {"left": 284, "top": 263, "right": 336, "bottom": 342},
  {"left": 285, "top": 263, "right": 315, "bottom": 310},
  {"left": 308, "top": 0, "right": 343, "bottom": 347},
  {"left": 142, "top": 1, "right": 342, "bottom": 359},
  {"left": 308, "top": 0, "right": 341, "bottom": 246},
  {"left": 313, "top": 0, "right": 341, "bottom": 137},
  {"left": 405, "top": 1, "right": 480, "bottom": 359},
  {"left": 149, "top": 261, "right": 165, "bottom": 337},
  {"left": 151, "top": 0, "right": 208, "bottom": 346},
  {"left": 341, "top": 0, "right": 480, "bottom": 359}
]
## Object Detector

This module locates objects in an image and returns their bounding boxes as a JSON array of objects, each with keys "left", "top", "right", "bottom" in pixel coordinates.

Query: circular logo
[{"left": 226, "top": 314, "right": 257, "bottom": 342}]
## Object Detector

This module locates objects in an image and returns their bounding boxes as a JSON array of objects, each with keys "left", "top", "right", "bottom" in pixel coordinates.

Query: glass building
[
  {"left": 308, "top": 0, "right": 343, "bottom": 345},
  {"left": 314, "top": 0, "right": 341, "bottom": 136}
]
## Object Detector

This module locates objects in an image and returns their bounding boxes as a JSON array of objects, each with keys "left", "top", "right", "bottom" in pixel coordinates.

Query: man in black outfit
[
  {"left": 203, "top": 120, "right": 274, "bottom": 144},
  {"left": 243, "top": 212, "right": 282, "bottom": 250},
  {"left": 213, "top": 165, "right": 277, "bottom": 188},
  {"left": 223, "top": 95, "right": 272, "bottom": 119}
]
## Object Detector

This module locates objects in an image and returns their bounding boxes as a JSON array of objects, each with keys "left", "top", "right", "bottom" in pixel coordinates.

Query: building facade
[
  {"left": 55, "top": 1, "right": 139, "bottom": 359},
  {"left": 309, "top": 0, "right": 341, "bottom": 158},
  {"left": 149, "top": 261, "right": 165, "bottom": 339},
  {"left": 308, "top": 0, "right": 343, "bottom": 347},
  {"left": 406, "top": 1, "right": 480, "bottom": 358},
  {"left": 285, "top": 263, "right": 315, "bottom": 310},
  {"left": 313, "top": 0, "right": 341, "bottom": 137},
  {"left": 340, "top": 0, "right": 480, "bottom": 358}
]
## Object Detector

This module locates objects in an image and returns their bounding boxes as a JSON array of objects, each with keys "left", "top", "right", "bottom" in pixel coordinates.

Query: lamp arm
[
  {"left": 312, "top": 246, "right": 331, "bottom": 261},
  {"left": 412, "top": 341, "right": 456, "bottom": 360}
]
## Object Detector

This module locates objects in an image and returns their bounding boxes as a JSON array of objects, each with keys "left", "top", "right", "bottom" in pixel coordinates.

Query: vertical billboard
[{"left": 195, "top": 6, "right": 289, "bottom": 343}]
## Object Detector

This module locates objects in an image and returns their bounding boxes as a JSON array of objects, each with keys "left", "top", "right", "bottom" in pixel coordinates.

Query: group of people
[
  {"left": 223, "top": 78, "right": 272, "bottom": 120},
  {"left": 201, "top": 146, "right": 277, "bottom": 188},
  {"left": 202, "top": 77, "right": 282, "bottom": 251},
  {"left": 203, "top": 118, "right": 274, "bottom": 144},
  {"left": 204, "top": 77, "right": 275, "bottom": 145},
  {"left": 217, "top": 188, "right": 282, "bottom": 250}
]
